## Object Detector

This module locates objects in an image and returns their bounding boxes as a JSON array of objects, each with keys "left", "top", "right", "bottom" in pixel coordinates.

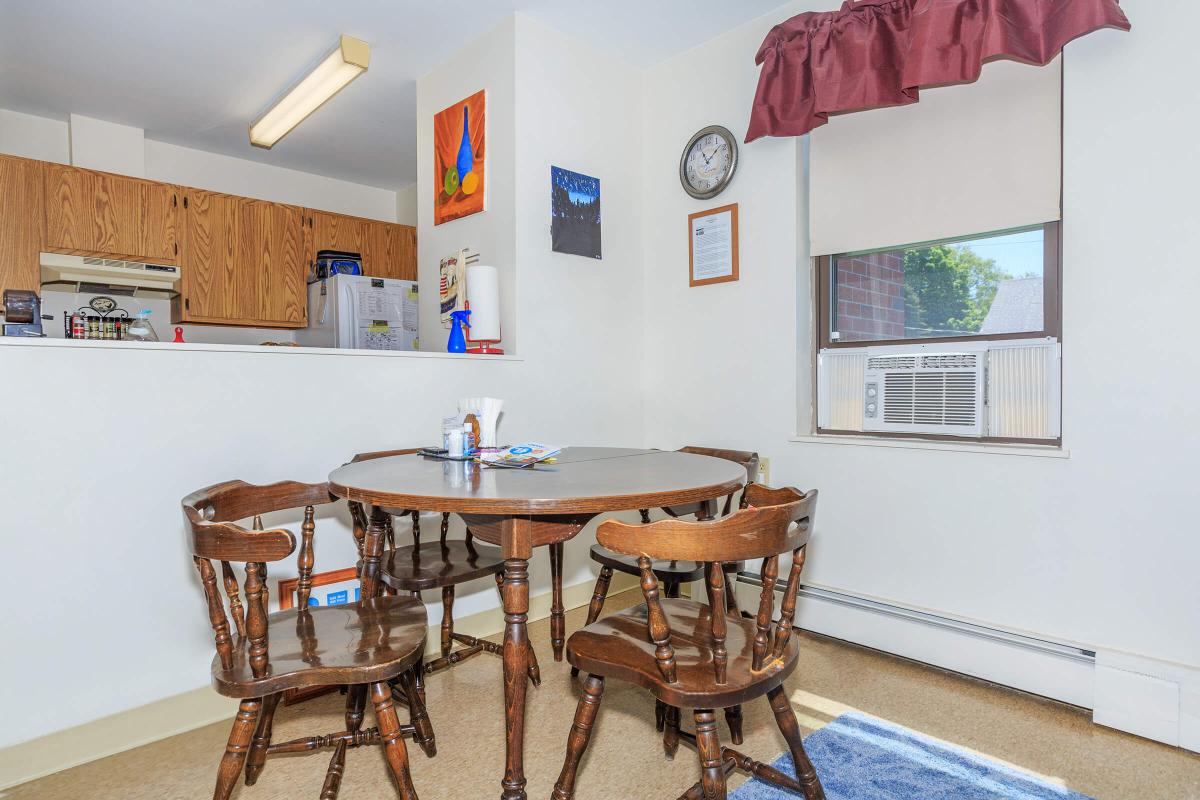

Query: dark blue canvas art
[{"left": 551, "top": 166, "right": 601, "bottom": 259}]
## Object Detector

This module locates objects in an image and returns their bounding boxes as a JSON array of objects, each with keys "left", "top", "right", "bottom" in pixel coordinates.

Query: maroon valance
[{"left": 746, "top": 0, "right": 1131, "bottom": 142}]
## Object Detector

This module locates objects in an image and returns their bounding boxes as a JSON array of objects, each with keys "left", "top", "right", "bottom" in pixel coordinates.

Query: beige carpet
[{"left": 6, "top": 589, "right": 1197, "bottom": 799}]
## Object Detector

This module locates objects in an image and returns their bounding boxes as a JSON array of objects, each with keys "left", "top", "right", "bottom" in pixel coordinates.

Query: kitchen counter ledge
[{"left": 0, "top": 336, "right": 522, "bottom": 361}]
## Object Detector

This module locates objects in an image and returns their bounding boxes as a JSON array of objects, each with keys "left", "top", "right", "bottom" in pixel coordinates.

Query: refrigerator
[{"left": 296, "top": 274, "right": 419, "bottom": 351}]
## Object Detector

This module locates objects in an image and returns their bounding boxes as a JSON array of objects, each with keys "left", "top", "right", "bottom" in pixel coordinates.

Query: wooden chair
[
  {"left": 183, "top": 479, "right": 432, "bottom": 800},
  {"left": 552, "top": 485, "right": 825, "bottom": 800},
  {"left": 348, "top": 449, "right": 541, "bottom": 686},
  {"left": 574, "top": 446, "right": 759, "bottom": 742}
]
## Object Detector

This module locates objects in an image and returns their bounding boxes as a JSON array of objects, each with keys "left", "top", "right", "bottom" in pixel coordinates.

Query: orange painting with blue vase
[{"left": 434, "top": 89, "right": 486, "bottom": 225}]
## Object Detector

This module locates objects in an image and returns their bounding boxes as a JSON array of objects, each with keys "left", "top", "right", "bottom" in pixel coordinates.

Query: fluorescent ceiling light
[{"left": 249, "top": 35, "right": 369, "bottom": 149}]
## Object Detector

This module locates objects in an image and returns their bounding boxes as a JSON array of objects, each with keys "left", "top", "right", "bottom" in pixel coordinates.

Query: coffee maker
[{"left": 2, "top": 289, "right": 46, "bottom": 337}]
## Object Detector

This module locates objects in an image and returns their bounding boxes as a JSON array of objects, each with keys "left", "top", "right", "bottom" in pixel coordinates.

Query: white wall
[
  {"left": 641, "top": 0, "right": 1199, "bottom": 745},
  {"left": 0, "top": 108, "right": 69, "bottom": 162},
  {"left": 0, "top": 109, "right": 399, "bottom": 221},
  {"left": 416, "top": 17, "right": 519, "bottom": 352},
  {"left": 396, "top": 182, "right": 418, "bottom": 225},
  {"left": 512, "top": 14, "right": 644, "bottom": 388},
  {"left": 0, "top": 13, "right": 646, "bottom": 750},
  {"left": 69, "top": 114, "right": 145, "bottom": 177},
  {"left": 145, "top": 140, "right": 397, "bottom": 221}
]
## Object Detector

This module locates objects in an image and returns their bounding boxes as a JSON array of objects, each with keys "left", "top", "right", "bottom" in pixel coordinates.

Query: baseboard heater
[{"left": 735, "top": 573, "right": 1096, "bottom": 708}]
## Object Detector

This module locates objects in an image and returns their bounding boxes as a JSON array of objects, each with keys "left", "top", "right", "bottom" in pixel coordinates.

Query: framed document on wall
[{"left": 688, "top": 203, "right": 739, "bottom": 287}]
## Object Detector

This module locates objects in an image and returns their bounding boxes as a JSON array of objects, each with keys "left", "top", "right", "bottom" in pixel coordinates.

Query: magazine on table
[{"left": 480, "top": 444, "right": 562, "bottom": 467}]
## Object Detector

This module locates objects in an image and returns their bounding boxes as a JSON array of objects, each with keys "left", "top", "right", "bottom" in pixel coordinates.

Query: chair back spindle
[
  {"left": 196, "top": 557, "right": 235, "bottom": 671},
  {"left": 245, "top": 559, "right": 269, "bottom": 677},
  {"left": 221, "top": 560, "right": 247, "bottom": 637},
  {"left": 752, "top": 556, "right": 779, "bottom": 670},
  {"left": 773, "top": 547, "right": 806, "bottom": 658},
  {"left": 638, "top": 557, "right": 677, "bottom": 683},
  {"left": 297, "top": 505, "right": 317, "bottom": 608},
  {"left": 705, "top": 562, "right": 728, "bottom": 684}
]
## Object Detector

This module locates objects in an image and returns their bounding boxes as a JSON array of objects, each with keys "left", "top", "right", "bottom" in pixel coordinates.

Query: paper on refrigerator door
[
  {"left": 350, "top": 280, "right": 409, "bottom": 350},
  {"left": 403, "top": 285, "right": 419, "bottom": 332}
]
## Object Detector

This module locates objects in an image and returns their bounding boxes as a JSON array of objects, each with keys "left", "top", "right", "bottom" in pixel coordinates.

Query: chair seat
[
  {"left": 379, "top": 539, "right": 504, "bottom": 591},
  {"left": 566, "top": 598, "right": 798, "bottom": 709},
  {"left": 211, "top": 595, "right": 427, "bottom": 698},
  {"left": 589, "top": 544, "right": 743, "bottom": 581}
]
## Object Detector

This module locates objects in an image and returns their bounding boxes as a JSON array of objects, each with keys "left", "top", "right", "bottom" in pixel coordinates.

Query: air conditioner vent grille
[
  {"left": 921, "top": 353, "right": 978, "bottom": 369},
  {"left": 883, "top": 371, "right": 979, "bottom": 427},
  {"left": 867, "top": 355, "right": 917, "bottom": 370}
]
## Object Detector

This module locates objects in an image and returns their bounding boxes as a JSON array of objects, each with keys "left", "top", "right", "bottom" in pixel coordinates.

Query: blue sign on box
[{"left": 326, "top": 590, "right": 349, "bottom": 606}]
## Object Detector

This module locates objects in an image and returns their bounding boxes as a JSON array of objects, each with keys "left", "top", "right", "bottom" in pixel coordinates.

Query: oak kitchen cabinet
[
  {"left": 0, "top": 154, "right": 417, "bottom": 330},
  {"left": 0, "top": 154, "right": 43, "bottom": 294},
  {"left": 305, "top": 209, "right": 416, "bottom": 281},
  {"left": 174, "top": 189, "right": 306, "bottom": 328},
  {"left": 43, "top": 162, "right": 180, "bottom": 263}
]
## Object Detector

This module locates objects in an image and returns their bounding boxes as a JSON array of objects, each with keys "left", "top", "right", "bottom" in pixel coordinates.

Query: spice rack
[{"left": 64, "top": 298, "right": 131, "bottom": 340}]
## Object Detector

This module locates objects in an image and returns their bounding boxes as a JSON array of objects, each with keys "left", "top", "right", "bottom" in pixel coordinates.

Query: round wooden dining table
[{"left": 327, "top": 446, "right": 747, "bottom": 800}]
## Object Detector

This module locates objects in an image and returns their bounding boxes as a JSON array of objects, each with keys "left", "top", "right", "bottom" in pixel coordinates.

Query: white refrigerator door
[
  {"left": 296, "top": 279, "right": 341, "bottom": 348},
  {"left": 345, "top": 277, "right": 419, "bottom": 351}
]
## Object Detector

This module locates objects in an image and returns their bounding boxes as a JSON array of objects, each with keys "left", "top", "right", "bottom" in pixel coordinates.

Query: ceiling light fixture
[{"left": 249, "top": 35, "right": 370, "bottom": 149}]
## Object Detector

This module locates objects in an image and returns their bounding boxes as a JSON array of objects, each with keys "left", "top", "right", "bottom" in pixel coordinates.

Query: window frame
[{"left": 816, "top": 222, "right": 1062, "bottom": 350}]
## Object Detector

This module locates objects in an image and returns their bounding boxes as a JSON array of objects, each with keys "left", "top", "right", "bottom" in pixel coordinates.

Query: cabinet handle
[
  {"left": 174, "top": 242, "right": 178, "bottom": 256},
  {"left": 173, "top": 194, "right": 177, "bottom": 207},
  {"left": 185, "top": 298, "right": 190, "bottom": 311},
  {"left": 183, "top": 196, "right": 189, "bottom": 209}
]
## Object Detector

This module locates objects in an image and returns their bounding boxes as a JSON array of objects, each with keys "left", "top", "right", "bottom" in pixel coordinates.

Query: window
[
  {"left": 818, "top": 223, "right": 1060, "bottom": 348},
  {"left": 813, "top": 223, "right": 1062, "bottom": 444}
]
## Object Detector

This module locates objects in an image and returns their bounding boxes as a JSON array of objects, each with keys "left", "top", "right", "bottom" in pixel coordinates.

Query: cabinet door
[
  {"left": 308, "top": 209, "right": 369, "bottom": 259},
  {"left": 179, "top": 188, "right": 239, "bottom": 322},
  {"left": 44, "top": 163, "right": 179, "bottom": 262},
  {"left": 0, "top": 155, "right": 43, "bottom": 295},
  {"left": 180, "top": 190, "right": 306, "bottom": 327},
  {"left": 237, "top": 200, "right": 306, "bottom": 326},
  {"left": 366, "top": 222, "right": 417, "bottom": 281}
]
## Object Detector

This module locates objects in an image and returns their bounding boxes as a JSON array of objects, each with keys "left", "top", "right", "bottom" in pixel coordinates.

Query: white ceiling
[{"left": 0, "top": 0, "right": 788, "bottom": 190}]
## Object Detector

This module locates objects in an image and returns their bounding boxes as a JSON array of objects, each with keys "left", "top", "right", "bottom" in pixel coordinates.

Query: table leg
[{"left": 500, "top": 556, "right": 530, "bottom": 800}]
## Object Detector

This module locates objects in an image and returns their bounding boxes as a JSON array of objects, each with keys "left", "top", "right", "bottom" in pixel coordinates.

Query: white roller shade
[{"left": 810, "top": 58, "right": 1062, "bottom": 257}]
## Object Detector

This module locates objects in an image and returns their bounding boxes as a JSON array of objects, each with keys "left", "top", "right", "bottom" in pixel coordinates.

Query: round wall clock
[{"left": 680, "top": 125, "right": 738, "bottom": 200}]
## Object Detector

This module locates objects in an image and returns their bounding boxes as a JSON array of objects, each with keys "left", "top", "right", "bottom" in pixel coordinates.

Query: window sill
[
  {"left": 789, "top": 433, "right": 1069, "bottom": 459},
  {"left": 0, "top": 337, "right": 523, "bottom": 361}
]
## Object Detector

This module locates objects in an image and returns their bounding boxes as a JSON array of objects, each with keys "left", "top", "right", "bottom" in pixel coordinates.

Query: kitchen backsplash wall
[{"left": 40, "top": 290, "right": 296, "bottom": 345}]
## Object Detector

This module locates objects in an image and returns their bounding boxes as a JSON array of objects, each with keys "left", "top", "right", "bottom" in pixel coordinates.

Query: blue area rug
[{"left": 730, "top": 712, "right": 1093, "bottom": 799}]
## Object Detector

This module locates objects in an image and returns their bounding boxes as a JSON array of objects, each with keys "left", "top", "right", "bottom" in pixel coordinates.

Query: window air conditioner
[
  {"left": 863, "top": 349, "right": 985, "bottom": 436},
  {"left": 816, "top": 338, "right": 1060, "bottom": 440}
]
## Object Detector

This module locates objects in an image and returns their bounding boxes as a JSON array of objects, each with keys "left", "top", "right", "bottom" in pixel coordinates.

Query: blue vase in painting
[{"left": 456, "top": 105, "right": 473, "bottom": 180}]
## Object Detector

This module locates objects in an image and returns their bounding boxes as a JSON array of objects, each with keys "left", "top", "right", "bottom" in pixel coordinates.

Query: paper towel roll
[{"left": 466, "top": 265, "right": 501, "bottom": 342}]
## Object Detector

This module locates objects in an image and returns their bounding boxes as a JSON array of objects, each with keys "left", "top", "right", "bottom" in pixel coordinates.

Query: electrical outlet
[{"left": 757, "top": 457, "right": 770, "bottom": 486}]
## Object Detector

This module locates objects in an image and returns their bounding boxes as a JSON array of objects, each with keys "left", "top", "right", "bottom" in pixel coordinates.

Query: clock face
[{"left": 680, "top": 126, "right": 737, "bottom": 199}]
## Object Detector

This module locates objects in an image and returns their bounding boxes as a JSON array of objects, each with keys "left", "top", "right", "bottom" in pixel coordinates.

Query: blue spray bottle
[{"left": 447, "top": 309, "right": 471, "bottom": 353}]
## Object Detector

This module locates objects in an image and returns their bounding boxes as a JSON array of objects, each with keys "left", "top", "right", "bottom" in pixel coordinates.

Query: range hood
[{"left": 40, "top": 252, "right": 181, "bottom": 298}]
